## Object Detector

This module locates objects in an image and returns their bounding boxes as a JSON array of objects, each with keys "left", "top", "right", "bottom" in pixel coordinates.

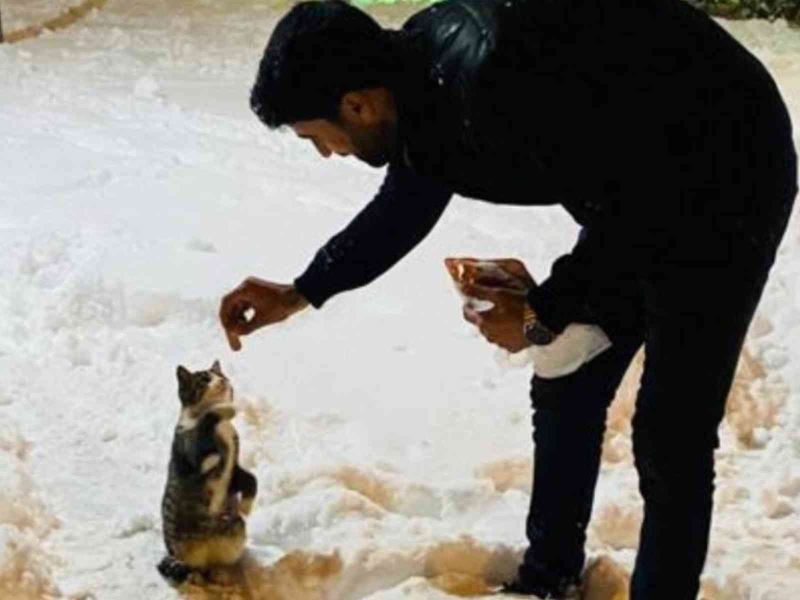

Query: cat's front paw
[
  {"left": 239, "top": 497, "right": 254, "bottom": 517},
  {"left": 211, "top": 404, "right": 236, "bottom": 421}
]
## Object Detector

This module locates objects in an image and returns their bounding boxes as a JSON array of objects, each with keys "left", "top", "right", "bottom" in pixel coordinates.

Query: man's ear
[{"left": 340, "top": 91, "right": 376, "bottom": 125}]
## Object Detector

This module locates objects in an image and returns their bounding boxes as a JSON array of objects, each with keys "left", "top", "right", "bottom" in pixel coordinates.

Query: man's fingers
[
  {"left": 221, "top": 278, "right": 265, "bottom": 312},
  {"left": 460, "top": 281, "right": 504, "bottom": 301},
  {"left": 221, "top": 309, "right": 264, "bottom": 350},
  {"left": 491, "top": 258, "right": 533, "bottom": 282},
  {"left": 471, "top": 273, "right": 527, "bottom": 291},
  {"left": 220, "top": 292, "right": 244, "bottom": 323},
  {"left": 220, "top": 292, "right": 257, "bottom": 350},
  {"left": 233, "top": 314, "right": 269, "bottom": 336},
  {"left": 470, "top": 263, "right": 531, "bottom": 290},
  {"left": 463, "top": 306, "right": 512, "bottom": 349},
  {"left": 223, "top": 294, "right": 255, "bottom": 321},
  {"left": 225, "top": 329, "right": 242, "bottom": 352},
  {"left": 221, "top": 308, "right": 263, "bottom": 349}
]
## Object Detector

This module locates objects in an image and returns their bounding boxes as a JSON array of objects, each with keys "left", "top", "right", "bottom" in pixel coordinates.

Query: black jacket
[{"left": 295, "top": 0, "right": 796, "bottom": 334}]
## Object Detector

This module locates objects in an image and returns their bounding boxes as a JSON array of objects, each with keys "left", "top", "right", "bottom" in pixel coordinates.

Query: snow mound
[
  {"left": 262, "top": 465, "right": 445, "bottom": 521},
  {"left": 473, "top": 456, "right": 532, "bottom": 494},
  {"left": 725, "top": 348, "right": 787, "bottom": 448},
  {"left": 0, "top": 426, "right": 60, "bottom": 599},
  {"left": 582, "top": 556, "right": 629, "bottom": 600},
  {"left": 0, "top": 527, "right": 60, "bottom": 600},
  {"left": 423, "top": 537, "right": 517, "bottom": 594},
  {"left": 602, "top": 345, "right": 779, "bottom": 463},
  {"left": 590, "top": 504, "right": 642, "bottom": 551},
  {"left": 174, "top": 538, "right": 517, "bottom": 600}
]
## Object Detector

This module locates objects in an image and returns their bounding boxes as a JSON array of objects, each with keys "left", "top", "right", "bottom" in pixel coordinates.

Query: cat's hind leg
[{"left": 233, "top": 465, "right": 258, "bottom": 516}]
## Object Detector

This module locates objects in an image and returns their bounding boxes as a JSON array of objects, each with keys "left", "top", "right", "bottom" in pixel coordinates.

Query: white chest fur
[{"left": 206, "top": 419, "right": 237, "bottom": 515}]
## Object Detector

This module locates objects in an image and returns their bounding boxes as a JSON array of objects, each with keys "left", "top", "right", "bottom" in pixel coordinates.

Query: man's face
[
  {"left": 290, "top": 119, "right": 395, "bottom": 168},
  {"left": 290, "top": 91, "right": 397, "bottom": 168},
  {"left": 291, "top": 120, "right": 356, "bottom": 160}
]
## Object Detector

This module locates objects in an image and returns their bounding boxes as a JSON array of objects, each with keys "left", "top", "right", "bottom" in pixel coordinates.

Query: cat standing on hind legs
[{"left": 158, "top": 360, "right": 258, "bottom": 585}]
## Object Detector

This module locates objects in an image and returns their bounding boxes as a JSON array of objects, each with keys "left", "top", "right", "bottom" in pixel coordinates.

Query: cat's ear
[
  {"left": 177, "top": 365, "right": 192, "bottom": 385},
  {"left": 210, "top": 360, "right": 223, "bottom": 376},
  {"left": 177, "top": 366, "right": 196, "bottom": 406}
]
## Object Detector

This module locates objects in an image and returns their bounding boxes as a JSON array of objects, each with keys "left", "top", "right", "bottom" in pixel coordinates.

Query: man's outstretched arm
[
  {"left": 294, "top": 162, "right": 453, "bottom": 307},
  {"left": 220, "top": 162, "right": 453, "bottom": 350}
]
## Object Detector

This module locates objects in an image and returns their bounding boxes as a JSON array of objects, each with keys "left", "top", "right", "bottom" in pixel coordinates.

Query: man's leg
[
  {"left": 629, "top": 89, "right": 796, "bottom": 598},
  {"left": 515, "top": 336, "right": 641, "bottom": 596},
  {"left": 629, "top": 268, "right": 769, "bottom": 600}
]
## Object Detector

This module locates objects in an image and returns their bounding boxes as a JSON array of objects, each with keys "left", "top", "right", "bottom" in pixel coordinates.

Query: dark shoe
[{"left": 501, "top": 577, "right": 580, "bottom": 598}]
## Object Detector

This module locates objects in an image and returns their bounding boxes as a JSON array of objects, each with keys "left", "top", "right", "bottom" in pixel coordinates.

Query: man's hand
[
  {"left": 219, "top": 277, "right": 309, "bottom": 351},
  {"left": 460, "top": 281, "right": 531, "bottom": 353},
  {"left": 446, "top": 257, "right": 536, "bottom": 353}
]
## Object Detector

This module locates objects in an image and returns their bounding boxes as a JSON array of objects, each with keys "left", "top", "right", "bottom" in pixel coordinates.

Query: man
[{"left": 219, "top": 0, "right": 797, "bottom": 597}]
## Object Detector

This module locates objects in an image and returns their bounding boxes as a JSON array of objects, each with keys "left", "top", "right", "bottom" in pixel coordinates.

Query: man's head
[{"left": 251, "top": 0, "right": 402, "bottom": 167}]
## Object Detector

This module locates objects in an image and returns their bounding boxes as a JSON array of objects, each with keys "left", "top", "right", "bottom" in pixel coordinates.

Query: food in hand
[{"left": 444, "top": 257, "right": 533, "bottom": 292}]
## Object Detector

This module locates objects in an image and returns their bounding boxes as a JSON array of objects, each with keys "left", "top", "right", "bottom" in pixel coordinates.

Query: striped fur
[{"left": 159, "top": 362, "right": 258, "bottom": 585}]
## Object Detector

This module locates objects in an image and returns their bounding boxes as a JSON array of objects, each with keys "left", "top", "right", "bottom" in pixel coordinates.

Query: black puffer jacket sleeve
[
  {"left": 527, "top": 226, "right": 644, "bottom": 341},
  {"left": 294, "top": 162, "right": 453, "bottom": 308}
]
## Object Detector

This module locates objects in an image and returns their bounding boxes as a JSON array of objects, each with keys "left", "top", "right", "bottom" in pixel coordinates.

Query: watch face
[{"left": 525, "top": 322, "right": 555, "bottom": 346}]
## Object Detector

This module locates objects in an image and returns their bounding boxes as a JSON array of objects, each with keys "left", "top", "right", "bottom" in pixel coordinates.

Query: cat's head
[{"left": 176, "top": 360, "right": 233, "bottom": 418}]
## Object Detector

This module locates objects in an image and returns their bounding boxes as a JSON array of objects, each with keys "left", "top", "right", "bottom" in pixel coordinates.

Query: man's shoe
[{"left": 500, "top": 578, "right": 580, "bottom": 598}]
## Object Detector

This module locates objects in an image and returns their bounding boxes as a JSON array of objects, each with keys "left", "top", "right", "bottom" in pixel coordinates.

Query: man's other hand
[
  {"left": 446, "top": 257, "right": 534, "bottom": 353},
  {"left": 460, "top": 281, "right": 531, "bottom": 353},
  {"left": 219, "top": 278, "right": 309, "bottom": 351}
]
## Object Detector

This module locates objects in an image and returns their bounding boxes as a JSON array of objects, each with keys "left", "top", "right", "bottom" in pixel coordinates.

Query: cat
[{"left": 158, "top": 360, "right": 257, "bottom": 585}]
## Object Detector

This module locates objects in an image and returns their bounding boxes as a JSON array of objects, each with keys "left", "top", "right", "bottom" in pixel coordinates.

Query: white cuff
[{"left": 527, "top": 323, "right": 612, "bottom": 379}]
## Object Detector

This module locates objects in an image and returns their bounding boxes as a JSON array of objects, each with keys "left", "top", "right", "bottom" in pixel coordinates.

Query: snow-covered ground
[{"left": 0, "top": 1, "right": 798, "bottom": 598}]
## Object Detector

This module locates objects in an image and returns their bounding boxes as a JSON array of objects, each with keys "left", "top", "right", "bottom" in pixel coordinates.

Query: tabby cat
[{"left": 158, "top": 360, "right": 257, "bottom": 584}]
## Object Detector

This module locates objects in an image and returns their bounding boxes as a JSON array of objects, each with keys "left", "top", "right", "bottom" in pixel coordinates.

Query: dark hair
[{"left": 250, "top": 0, "right": 403, "bottom": 128}]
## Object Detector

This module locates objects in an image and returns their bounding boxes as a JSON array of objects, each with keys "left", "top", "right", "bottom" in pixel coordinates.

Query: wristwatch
[{"left": 522, "top": 302, "right": 556, "bottom": 345}]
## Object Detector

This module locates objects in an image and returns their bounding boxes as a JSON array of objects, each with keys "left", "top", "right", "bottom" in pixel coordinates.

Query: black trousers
[{"left": 518, "top": 162, "right": 796, "bottom": 598}]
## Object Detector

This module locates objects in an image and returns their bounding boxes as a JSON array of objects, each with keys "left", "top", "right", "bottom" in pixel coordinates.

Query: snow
[{"left": 0, "top": 1, "right": 798, "bottom": 598}]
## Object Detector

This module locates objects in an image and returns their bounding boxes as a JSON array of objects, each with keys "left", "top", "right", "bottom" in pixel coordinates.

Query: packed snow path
[{"left": 0, "top": 1, "right": 798, "bottom": 598}]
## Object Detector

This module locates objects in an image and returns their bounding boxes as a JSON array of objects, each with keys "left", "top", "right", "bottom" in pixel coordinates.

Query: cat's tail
[{"left": 157, "top": 555, "right": 193, "bottom": 585}]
